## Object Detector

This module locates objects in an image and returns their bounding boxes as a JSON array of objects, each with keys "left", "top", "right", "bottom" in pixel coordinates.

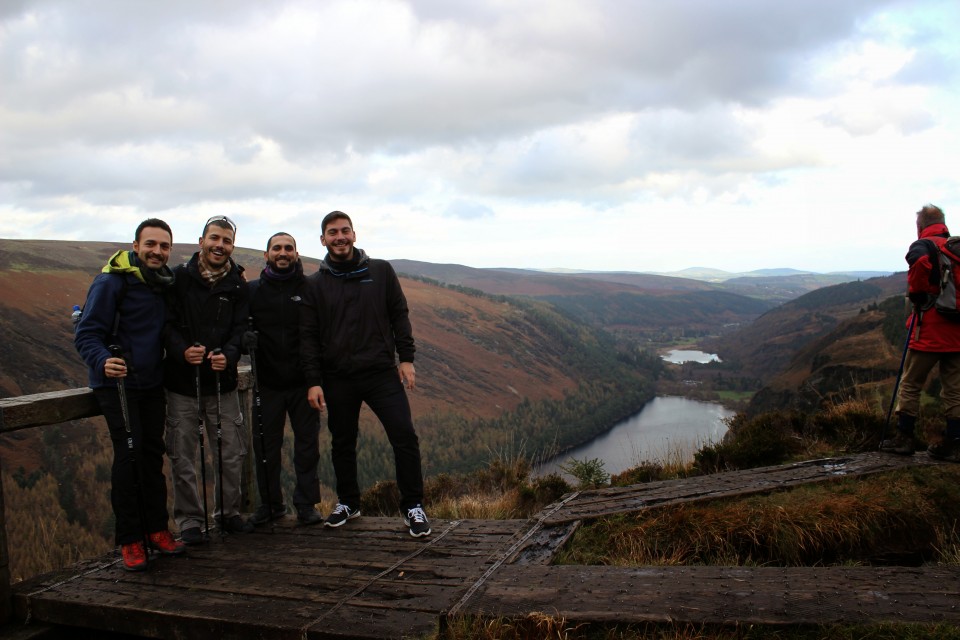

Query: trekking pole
[
  {"left": 244, "top": 318, "right": 274, "bottom": 531},
  {"left": 882, "top": 311, "right": 918, "bottom": 448},
  {"left": 195, "top": 342, "right": 210, "bottom": 543},
  {"left": 109, "top": 345, "right": 150, "bottom": 567},
  {"left": 213, "top": 347, "right": 225, "bottom": 540}
]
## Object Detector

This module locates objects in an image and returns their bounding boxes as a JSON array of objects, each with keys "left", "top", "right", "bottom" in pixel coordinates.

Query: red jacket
[{"left": 906, "top": 223, "right": 960, "bottom": 351}]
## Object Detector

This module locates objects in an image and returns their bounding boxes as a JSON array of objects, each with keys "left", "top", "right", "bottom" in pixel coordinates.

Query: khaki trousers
[
  {"left": 895, "top": 349, "right": 960, "bottom": 420},
  {"left": 165, "top": 389, "right": 248, "bottom": 532}
]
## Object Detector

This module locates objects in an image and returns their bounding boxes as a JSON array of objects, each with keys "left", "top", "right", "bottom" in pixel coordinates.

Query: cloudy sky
[{"left": 2, "top": 0, "right": 958, "bottom": 273}]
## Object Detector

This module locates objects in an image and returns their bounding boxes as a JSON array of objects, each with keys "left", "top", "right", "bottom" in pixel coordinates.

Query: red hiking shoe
[
  {"left": 121, "top": 542, "right": 147, "bottom": 572},
  {"left": 148, "top": 530, "right": 186, "bottom": 556}
]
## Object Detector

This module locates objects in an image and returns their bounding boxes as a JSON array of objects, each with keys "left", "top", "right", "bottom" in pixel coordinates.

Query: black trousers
[
  {"left": 323, "top": 369, "right": 424, "bottom": 510},
  {"left": 252, "top": 385, "right": 321, "bottom": 509},
  {"left": 94, "top": 385, "right": 170, "bottom": 545}
]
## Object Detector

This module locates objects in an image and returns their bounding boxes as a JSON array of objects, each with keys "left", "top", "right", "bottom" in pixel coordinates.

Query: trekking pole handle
[{"left": 108, "top": 344, "right": 123, "bottom": 359}]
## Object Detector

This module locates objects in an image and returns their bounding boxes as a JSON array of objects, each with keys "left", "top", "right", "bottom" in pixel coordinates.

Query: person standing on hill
[
  {"left": 75, "top": 218, "right": 186, "bottom": 571},
  {"left": 882, "top": 204, "right": 960, "bottom": 461},
  {"left": 246, "top": 232, "right": 323, "bottom": 526},
  {"left": 300, "top": 210, "right": 431, "bottom": 537},
  {"left": 164, "top": 215, "right": 254, "bottom": 543}
]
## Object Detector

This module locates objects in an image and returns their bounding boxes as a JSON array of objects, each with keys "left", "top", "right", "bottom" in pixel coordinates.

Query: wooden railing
[{"left": 0, "top": 367, "right": 257, "bottom": 624}]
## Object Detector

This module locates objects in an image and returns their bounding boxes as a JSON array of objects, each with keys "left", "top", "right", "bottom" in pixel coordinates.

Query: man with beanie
[
  {"left": 75, "top": 218, "right": 185, "bottom": 570},
  {"left": 300, "top": 211, "right": 431, "bottom": 537},
  {"left": 883, "top": 204, "right": 960, "bottom": 461},
  {"left": 164, "top": 215, "right": 254, "bottom": 543},
  {"left": 247, "top": 232, "right": 323, "bottom": 526}
]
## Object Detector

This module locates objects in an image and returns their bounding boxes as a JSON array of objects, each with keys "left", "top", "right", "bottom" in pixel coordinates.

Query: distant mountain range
[{"left": 538, "top": 266, "right": 892, "bottom": 283}]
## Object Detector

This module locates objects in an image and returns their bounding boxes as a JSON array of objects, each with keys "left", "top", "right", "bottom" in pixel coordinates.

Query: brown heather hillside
[
  {"left": 701, "top": 273, "right": 906, "bottom": 385},
  {"left": 0, "top": 239, "right": 575, "bottom": 416}
]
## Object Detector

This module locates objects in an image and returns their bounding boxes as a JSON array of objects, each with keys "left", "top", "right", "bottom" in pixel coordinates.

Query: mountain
[
  {"left": 700, "top": 272, "right": 909, "bottom": 414},
  {"left": 391, "top": 259, "right": 773, "bottom": 340}
]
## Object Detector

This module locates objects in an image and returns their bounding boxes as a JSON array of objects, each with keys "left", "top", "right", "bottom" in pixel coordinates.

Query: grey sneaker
[
  {"left": 250, "top": 504, "right": 286, "bottom": 526},
  {"left": 324, "top": 503, "right": 360, "bottom": 528},
  {"left": 880, "top": 433, "right": 915, "bottom": 455},
  {"left": 402, "top": 505, "right": 431, "bottom": 538},
  {"left": 217, "top": 515, "right": 254, "bottom": 534},
  {"left": 928, "top": 438, "right": 960, "bottom": 462},
  {"left": 296, "top": 505, "right": 323, "bottom": 526}
]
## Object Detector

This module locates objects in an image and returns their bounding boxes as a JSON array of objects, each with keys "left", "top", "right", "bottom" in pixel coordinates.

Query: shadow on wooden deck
[{"left": 8, "top": 453, "right": 960, "bottom": 638}]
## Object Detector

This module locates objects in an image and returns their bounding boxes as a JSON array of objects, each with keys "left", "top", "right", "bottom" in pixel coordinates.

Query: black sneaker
[
  {"left": 251, "top": 504, "right": 286, "bottom": 526},
  {"left": 402, "top": 505, "right": 431, "bottom": 538},
  {"left": 217, "top": 515, "right": 254, "bottom": 534},
  {"left": 880, "top": 433, "right": 915, "bottom": 455},
  {"left": 324, "top": 503, "right": 360, "bottom": 528},
  {"left": 180, "top": 526, "right": 208, "bottom": 545},
  {"left": 296, "top": 505, "right": 323, "bottom": 525},
  {"left": 928, "top": 438, "right": 960, "bottom": 462}
]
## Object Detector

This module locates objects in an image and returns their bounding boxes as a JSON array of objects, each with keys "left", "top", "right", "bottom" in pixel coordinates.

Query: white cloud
[{"left": 1, "top": 0, "right": 958, "bottom": 273}]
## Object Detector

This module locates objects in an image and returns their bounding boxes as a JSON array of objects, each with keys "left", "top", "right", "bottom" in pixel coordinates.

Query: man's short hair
[
  {"left": 202, "top": 215, "right": 237, "bottom": 238},
  {"left": 917, "top": 204, "right": 946, "bottom": 231},
  {"left": 322, "top": 211, "right": 353, "bottom": 234},
  {"left": 266, "top": 232, "right": 296, "bottom": 250},
  {"left": 135, "top": 218, "right": 173, "bottom": 243}
]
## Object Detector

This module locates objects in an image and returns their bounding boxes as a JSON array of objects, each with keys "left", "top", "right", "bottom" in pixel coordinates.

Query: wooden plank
[
  {"left": 507, "top": 521, "right": 580, "bottom": 566},
  {"left": 455, "top": 565, "right": 960, "bottom": 626},
  {"left": 0, "top": 388, "right": 100, "bottom": 433},
  {"left": 544, "top": 453, "right": 941, "bottom": 525}
]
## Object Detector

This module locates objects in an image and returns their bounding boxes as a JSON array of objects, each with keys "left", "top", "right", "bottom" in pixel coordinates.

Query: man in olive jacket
[{"left": 300, "top": 211, "right": 431, "bottom": 537}]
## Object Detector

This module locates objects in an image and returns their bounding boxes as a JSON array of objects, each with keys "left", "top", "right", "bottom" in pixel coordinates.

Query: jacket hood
[
  {"left": 103, "top": 249, "right": 176, "bottom": 287},
  {"left": 920, "top": 222, "right": 950, "bottom": 239},
  {"left": 101, "top": 250, "right": 145, "bottom": 283}
]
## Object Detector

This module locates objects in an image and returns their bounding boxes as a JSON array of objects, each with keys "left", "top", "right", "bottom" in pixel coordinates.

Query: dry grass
[{"left": 557, "top": 466, "right": 960, "bottom": 568}]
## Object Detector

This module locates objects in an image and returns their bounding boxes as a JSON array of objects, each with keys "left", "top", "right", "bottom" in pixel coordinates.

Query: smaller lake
[
  {"left": 662, "top": 349, "right": 721, "bottom": 364},
  {"left": 537, "top": 396, "right": 734, "bottom": 478}
]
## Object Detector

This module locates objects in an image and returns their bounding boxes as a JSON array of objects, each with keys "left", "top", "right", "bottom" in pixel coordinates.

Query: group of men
[{"left": 75, "top": 211, "right": 430, "bottom": 572}]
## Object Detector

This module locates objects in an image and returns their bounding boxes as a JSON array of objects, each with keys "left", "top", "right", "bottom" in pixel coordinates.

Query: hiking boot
[
  {"left": 296, "top": 505, "right": 323, "bottom": 526},
  {"left": 324, "top": 503, "right": 360, "bottom": 528},
  {"left": 148, "top": 530, "right": 186, "bottom": 556},
  {"left": 879, "top": 433, "right": 915, "bottom": 455},
  {"left": 402, "top": 505, "right": 432, "bottom": 538},
  {"left": 928, "top": 438, "right": 960, "bottom": 462},
  {"left": 121, "top": 542, "right": 148, "bottom": 572},
  {"left": 251, "top": 504, "right": 286, "bottom": 526},
  {"left": 217, "top": 515, "right": 254, "bottom": 534},
  {"left": 180, "top": 526, "right": 208, "bottom": 545}
]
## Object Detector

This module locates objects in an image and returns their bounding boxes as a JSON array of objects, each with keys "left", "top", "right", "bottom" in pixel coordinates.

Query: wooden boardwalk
[{"left": 9, "top": 453, "right": 960, "bottom": 638}]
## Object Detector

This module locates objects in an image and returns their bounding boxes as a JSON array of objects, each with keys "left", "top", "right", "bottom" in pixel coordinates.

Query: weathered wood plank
[
  {"left": 0, "top": 388, "right": 100, "bottom": 433},
  {"left": 455, "top": 564, "right": 960, "bottom": 626},
  {"left": 544, "top": 453, "right": 942, "bottom": 525}
]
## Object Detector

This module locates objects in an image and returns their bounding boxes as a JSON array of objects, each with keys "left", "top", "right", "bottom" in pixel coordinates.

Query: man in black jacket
[
  {"left": 301, "top": 211, "right": 431, "bottom": 537},
  {"left": 164, "top": 215, "right": 253, "bottom": 543},
  {"left": 247, "top": 232, "right": 322, "bottom": 525}
]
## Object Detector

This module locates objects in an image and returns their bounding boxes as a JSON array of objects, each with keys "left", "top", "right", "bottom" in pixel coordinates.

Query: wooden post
[{"left": 0, "top": 417, "right": 12, "bottom": 624}]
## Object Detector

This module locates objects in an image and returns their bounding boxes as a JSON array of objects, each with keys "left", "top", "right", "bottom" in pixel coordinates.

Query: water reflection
[
  {"left": 662, "top": 349, "right": 721, "bottom": 364},
  {"left": 537, "top": 396, "right": 734, "bottom": 478}
]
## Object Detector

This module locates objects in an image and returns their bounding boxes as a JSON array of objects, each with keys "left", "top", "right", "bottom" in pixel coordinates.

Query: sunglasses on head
[{"left": 205, "top": 215, "right": 237, "bottom": 233}]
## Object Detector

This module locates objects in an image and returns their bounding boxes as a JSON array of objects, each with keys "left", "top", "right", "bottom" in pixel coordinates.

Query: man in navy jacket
[{"left": 75, "top": 218, "right": 185, "bottom": 570}]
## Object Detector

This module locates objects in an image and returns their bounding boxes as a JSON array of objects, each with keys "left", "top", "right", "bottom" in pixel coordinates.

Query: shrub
[{"left": 559, "top": 457, "right": 610, "bottom": 489}]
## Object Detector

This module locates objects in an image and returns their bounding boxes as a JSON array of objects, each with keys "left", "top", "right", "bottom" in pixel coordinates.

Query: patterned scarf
[{"left": 198, "top": 252, "right": 232, "bottom": 287}]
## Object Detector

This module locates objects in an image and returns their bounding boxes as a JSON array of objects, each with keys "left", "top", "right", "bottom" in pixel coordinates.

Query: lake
[
  {"left": 537, "top": 396, "right": 735, "bottom": 478},
  {"left": 662, "top": 349, "right": 721, "bottom": 364}
]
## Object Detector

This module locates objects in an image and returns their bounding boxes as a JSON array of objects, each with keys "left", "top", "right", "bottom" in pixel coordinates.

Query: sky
[{"left": 1, "top": 0, "right": 958, "bottom": 274}]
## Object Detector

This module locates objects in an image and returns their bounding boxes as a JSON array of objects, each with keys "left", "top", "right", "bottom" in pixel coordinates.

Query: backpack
[
  {"left": 73, "top": 275, "right": 129, "bottom": 338},
  {"left": 924, "top": 237, "right": 960, "bottom": 320}
]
